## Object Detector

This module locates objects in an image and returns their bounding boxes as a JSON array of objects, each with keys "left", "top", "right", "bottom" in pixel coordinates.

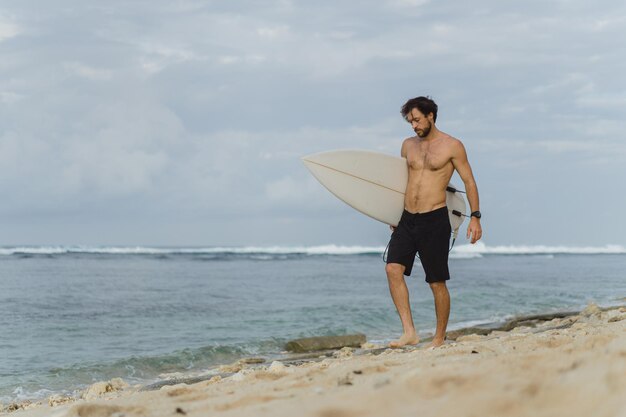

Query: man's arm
[
  {"left": 451, "top": 140, "right": 482, "bottom": 244},
  {"left": 401, "top": 138, "right": 409, "bottom": 158},
  {"left": 390, "top": 139, "right": 411, "bottom": 232}
]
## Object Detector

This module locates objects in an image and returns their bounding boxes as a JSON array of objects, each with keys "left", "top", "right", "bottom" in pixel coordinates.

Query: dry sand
[{"left": 6, "top": 304, "right": 626, "bottom": 417}]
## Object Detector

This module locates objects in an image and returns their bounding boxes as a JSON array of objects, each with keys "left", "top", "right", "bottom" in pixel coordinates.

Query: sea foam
[{"left": 0, "top": 243, "right": 624, "bottom": 256}]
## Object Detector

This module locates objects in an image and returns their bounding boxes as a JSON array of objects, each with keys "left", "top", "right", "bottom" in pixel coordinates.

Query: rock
[
  {"left": 332, "top": 347, "right": 354, "bottom": 359},
  {"left": 456, "top": 334, "right": 484, "bottom": 342},
  {"left": 238, "top": 357, "right": 266, "bottom": 365},
  {"left": 268, "top": 361, "right": 287, "bottom": 374},
  {"left": 512, "top": 326, "right": 532, "bottom": 333},
  {"left": 219, "top": 362, "right": 243, "bottom": 373},
  {"left": 361, "top": 342, "right": 379, "bottom": 350},
  {"left": 6, "top": 401, "right": 36, "bottom": 412},
  {"left": 446, "top": 327, "right": 492, "bottom": 340},
  {"left": 581, "top": 303, "right": 601, "bottom": 317},
  {"left": 82, "top": 378, "right": 129, "bottom": 400},
  {"left": 159, "top": 372, "right": 185, "bottom": 380},
  {"left": 285, "top": 334, "right": 367, "bottom": 353},
  {"left": 231, "top": 370, "right": 248, "bottom": 382},
  {"left": 110, "top": 378, "right": 129, "bottom": 391},
  {"left": 48, "top": 394, "right": 74, "bottom": 407}
]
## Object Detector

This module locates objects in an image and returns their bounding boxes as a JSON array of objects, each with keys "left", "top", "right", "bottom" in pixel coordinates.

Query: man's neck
[{"left": 422, "top": 125, "right": 441, "bottom": 141}]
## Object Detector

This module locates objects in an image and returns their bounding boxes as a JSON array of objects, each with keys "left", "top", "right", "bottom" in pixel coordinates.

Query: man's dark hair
[{"left": 401, "top": 96, "right": 438, "bottom": 123}]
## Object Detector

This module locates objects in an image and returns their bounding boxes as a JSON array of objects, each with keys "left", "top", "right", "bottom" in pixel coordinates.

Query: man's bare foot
[
  {"left": 428, "top": 337, "right": 445, "bottom": 348},
  {"left": 389, "top": 332, "right": 420, "bottom": 348}
]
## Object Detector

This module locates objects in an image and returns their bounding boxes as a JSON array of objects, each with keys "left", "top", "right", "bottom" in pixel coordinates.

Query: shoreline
[{"left": 4, "top": 302, "right": 625, "bottom": 416}]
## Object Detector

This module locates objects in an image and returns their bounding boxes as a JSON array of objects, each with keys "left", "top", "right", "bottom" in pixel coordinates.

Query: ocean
[{"left": 1, "top": 243, "right": 625, "bottom": 403}]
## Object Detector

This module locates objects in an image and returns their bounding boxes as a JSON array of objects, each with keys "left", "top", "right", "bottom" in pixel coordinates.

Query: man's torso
[{"left": 403, "top": 133, "right": 457, "bottom": 213}]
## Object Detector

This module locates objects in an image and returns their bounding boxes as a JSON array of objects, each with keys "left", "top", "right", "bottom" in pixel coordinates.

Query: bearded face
[
  {"left": 415, "top": 119, "right": 432, "bottom": 137},
  {"left": 406, "top": 108, "right": 433, "bottom": 138}
]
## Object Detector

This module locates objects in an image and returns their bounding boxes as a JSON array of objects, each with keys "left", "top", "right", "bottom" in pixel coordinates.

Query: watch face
[{"left": 472, "top": 211, "right": 481, "bottom": 219}]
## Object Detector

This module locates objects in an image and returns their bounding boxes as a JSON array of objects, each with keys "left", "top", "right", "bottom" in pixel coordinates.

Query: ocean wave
[
  {"left": 0, "top": 245, "right": 385, "bottom": 256},
  {"left": 452, "top": 242, "right": 626, "bottom": 255},
  {"left": 0, "top": 342, "right": 279, "bottom": 404},
  {"left": 0, "top": 243, "right": 624, "bottom": 257}
]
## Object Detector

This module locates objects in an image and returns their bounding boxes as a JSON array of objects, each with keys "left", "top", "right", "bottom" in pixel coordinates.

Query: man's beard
[{"left": 415, "top": 121, "right": 431, "bottom": 138}]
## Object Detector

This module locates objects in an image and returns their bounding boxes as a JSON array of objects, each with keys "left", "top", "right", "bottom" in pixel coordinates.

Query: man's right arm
[
  {"left": 401, "top": 139, "right": 409, "bottom": 158},
  {"left": 391, "top": 139, "right": 410, "bottom": 232}
]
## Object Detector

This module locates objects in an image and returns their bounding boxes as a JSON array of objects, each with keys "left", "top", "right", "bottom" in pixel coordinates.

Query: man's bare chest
[{"left": 406, "top": 144, "right": 452, "bottom": 172}]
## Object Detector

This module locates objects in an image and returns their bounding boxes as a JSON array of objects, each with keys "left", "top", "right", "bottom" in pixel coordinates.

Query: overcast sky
[{"left": 1, "top": 0, "right": 625, "bottom": 247}]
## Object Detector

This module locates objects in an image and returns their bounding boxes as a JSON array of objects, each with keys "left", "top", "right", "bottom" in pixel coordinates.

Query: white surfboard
[{"left": 302, "top": 149, "right": 467, "bottom": 237}]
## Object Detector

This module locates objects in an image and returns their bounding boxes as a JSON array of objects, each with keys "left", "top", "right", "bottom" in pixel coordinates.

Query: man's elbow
[{"left": 463, "top": 179, "right": 477, "bottom": 189}]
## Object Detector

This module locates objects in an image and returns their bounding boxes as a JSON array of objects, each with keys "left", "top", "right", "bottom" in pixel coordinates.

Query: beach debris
[
  {"left": 285, "top": 334, "right": 367, "bottom": 353},
  {"left": 268, "top": 361, "right": 288, "bottom": 374},
  {"left": 360, "top": 342, "right": 379, "bottom": 350},
  {"left": 176, "top": 407, "right": 187, "bottom": 415},
  {"left": 82, "top": 378, "right": 129, "bottom": 400},
  {"left": 332, "top": 347, "right": 354, "bottom": 359},
  {"left": 353, "top": 369, "right": 363, "bottom": 375}
]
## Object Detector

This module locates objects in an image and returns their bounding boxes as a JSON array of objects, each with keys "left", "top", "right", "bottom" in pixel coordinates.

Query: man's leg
[
  {"left": 429, "top": 281, "right": 450, "bottom": 347},
  {"left": 385, "top": 263, "right": 419, "bottom": 348}
]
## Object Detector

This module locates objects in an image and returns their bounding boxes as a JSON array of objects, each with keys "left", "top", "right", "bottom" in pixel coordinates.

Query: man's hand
[
  {"left": 466, "top": 217, "right": 482, "bottom": 244},
  {"left": 390, "top": 225, "right": 396, "bottom": 233}
]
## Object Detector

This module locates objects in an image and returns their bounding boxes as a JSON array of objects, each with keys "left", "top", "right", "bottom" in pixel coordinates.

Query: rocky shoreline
[{"left": 3, "top": 302, "right": 625, "bottom": 416}]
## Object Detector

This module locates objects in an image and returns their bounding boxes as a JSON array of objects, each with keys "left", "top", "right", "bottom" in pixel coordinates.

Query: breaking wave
[{"left": 1, "top": 243, "right": 624, "bottom": 257}]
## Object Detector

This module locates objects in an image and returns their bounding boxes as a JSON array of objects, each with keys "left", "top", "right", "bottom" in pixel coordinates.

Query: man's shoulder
[{"left": 440, "top": 133, "right": 463, "bottom": 148}]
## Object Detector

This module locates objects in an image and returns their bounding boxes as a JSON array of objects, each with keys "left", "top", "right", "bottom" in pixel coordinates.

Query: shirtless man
[{"left": 386, "top": 96, "right": 482, "bottom": 348}]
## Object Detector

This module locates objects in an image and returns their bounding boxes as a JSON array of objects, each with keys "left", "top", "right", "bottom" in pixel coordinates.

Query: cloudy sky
[{"left": 1, "top": 0, "right": 625, "bottom": 247}]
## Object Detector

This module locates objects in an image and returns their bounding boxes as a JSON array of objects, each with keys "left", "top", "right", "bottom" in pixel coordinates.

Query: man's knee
[
  {"left": 429, "top": 281, "right": 447, "bottom": 291},
  {"left": 385, "top": 263, "right": 405, "bottom": 279}
]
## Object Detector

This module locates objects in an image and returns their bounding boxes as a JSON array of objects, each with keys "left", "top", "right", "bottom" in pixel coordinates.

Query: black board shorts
[{"left": 386, "top": 206, "right": 451, "bottom": 282}]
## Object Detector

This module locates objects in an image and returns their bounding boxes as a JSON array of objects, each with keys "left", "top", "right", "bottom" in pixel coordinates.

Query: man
[{"left": 386, "top": 96, "right": 482, "bottom": 348}]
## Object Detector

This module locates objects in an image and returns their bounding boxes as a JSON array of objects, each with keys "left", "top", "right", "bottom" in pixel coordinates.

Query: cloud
[
  {"left": 64, "top": 62, "right": 113, "bottom": 80},
  {"left": 1, "top": 0, "right": 625, "bottom": 245},
  {"left": 257, "top": 25, "right": 290, "bottom": 39},
  {"left": 0, "top": 14, "right": 19, "bottom": 42}
]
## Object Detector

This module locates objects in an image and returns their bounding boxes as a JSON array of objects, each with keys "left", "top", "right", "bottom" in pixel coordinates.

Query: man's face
[{"left": 406, "top": 108, "right": 432, "bottom": 138}]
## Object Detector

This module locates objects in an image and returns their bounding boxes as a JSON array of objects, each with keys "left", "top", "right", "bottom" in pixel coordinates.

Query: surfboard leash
[{"left": 446, "top": 186, "right": 466, "bottom": 194}]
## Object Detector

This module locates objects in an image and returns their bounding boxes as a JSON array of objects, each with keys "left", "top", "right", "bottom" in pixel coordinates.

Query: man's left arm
[{"left": 451, "top": 140, "right": 482, "bottom": 244}]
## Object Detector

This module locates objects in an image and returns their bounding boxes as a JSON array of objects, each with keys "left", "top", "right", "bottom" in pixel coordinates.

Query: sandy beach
[{"left": 5, "top": 303, "right": 626, "bottom": 417}]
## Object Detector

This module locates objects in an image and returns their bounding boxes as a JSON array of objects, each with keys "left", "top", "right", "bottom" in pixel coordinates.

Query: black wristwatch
[{"left": 470, "top": 211, "right": 482, "bottom": 219}]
